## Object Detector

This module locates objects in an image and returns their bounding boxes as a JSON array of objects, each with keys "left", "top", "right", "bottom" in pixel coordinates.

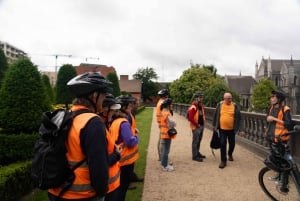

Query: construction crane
[
  {"left": 85, "top": 57, "right": 100, "bottom": 63},
  {"left": 52, "top": 54, "right": 72, "bottom": 73}
]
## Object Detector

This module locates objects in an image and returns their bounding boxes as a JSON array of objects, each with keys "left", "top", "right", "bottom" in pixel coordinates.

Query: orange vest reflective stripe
[
  {"left": 109, "top": 118, "right": 139, "bottom": 166},
  {"left": 270, "top": 105, "right": 290, "bottom": 142},
  {"left": 156, "top": 98, "right": 164, "bottom": 124},
  {"left": 160, "top": 110, "right": 176, "bottom": 139},
  {"left": 129, "top": 113, "right": 137, "bottom": 134},
  {"left": 189, "top": 105, "right": 206, "bottom": 130},
  {"left": 48, "top": 106, "right": 98, "bottom": 199},
  {"left": 106, "top": 128, "right": 120, "bottom": 193}
]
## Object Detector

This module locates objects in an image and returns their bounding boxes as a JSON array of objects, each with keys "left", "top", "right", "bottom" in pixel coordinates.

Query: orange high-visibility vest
[
  {"left": 109, "top": 118, "right": 139, "bottom": 166},
  {"left": 48, "top": 106, "right": 98, "bottom": 199},
  {"left": 106, "top": 128, "right": 120, "bottom": 193},
  {"left": 269, "top": 105, "right": 290, "bottom": 142},
  {"left": 189, "top": 105, "right": 206, "bottom": 130},
  {"left": 156, "top": 98, "right": 164, "bottom": 124},
  {"left": 160, "top": 109, "right": 176, "bottom": 139}
]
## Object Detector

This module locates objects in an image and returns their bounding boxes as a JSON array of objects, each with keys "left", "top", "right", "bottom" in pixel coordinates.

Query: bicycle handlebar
[{"left": 275, "top": 125, "right": 300, "bottom": 142}]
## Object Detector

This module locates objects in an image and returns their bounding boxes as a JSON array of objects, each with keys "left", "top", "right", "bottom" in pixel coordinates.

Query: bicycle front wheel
[{"left": 258, "top": 166, "right": 299, "bottom": 201}]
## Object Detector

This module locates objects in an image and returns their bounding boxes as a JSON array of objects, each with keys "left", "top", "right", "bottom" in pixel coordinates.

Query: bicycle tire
[{"left": 258, "top": 166, "right": 299, "bottom": 201}]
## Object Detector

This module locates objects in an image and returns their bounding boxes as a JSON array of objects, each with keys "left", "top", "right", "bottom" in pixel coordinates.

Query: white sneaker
[{"left": 162, "top": 164, "right": 174, "bottom": 172}]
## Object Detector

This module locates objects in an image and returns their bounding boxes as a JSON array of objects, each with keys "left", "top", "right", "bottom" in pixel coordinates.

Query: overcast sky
[{"left": 1, "top": 0, "right": 300, "bottom": 82}]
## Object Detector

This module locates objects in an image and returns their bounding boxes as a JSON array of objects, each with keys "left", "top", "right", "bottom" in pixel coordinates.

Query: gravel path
[{"left": 142, "top": 111, "right": 269, "bottom": 201}]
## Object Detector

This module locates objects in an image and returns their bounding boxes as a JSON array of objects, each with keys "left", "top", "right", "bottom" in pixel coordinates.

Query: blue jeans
[{"left": 161, "top": 138, "right": 172, "bottom": 167}]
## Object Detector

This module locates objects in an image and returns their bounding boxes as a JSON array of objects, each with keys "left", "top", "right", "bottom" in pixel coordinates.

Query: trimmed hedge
[
  {"left": 0, "top": 134, "right": 38, "bottom": 165},
  {"left": 0, "top": 161, "right": 32, "bottom": 201}
]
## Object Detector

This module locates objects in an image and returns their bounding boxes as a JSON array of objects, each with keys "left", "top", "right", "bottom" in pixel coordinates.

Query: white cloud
[{"left": 1, "top": 0, "right": 300, "bottom": 82}]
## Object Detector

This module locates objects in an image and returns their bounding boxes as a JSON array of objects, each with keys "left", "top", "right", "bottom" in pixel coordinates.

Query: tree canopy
[
  {"left": 250, "top": 78, "right": 276, "bottom": 113},
  {"left": 55, "top": 64, "right": 77, "bottom": 107},
  {"left": 169, "top": 65, "right": 220, "bottom": 103},
  {"left": 0, "top": 48, "right": 8, "bottom": 86},
  {"left": 106, "top": 72, "right": 121, "bottom": 97},
  {"left": 133, "top": 67, "right": 159, "bottom": 101},
  {"left": 0, "top": 58, "right": 50, "bottom": 133}
]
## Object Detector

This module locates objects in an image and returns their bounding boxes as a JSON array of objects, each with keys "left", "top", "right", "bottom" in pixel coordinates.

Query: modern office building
[{"left": 0, "top": 40, "right": 27, "bottom": 64}]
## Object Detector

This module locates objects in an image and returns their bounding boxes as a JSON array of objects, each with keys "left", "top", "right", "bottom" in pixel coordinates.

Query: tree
[
  {"left": 55, "top": 64, "right": 77, "bottom": 108},
  {"left": 0, "top": 58, "right": 50, "bottom": 133},
  {"left": 133, "top": 67, "right": 159, "bottom": 102},
  {"left": 169, "top": 65, "right": 219, "bottom": 103},
  {"left": 42, "top": 74, "right": 54, "bottom": 104},
  {"left": 0, "top": 48, "right": 8, "bottom": 86},
  {"left": 106, "top": 72, "right": 121, "bottom": 97},
  {"left": 204, "top": 81, "right": 240, "bottom": 107},
  {"left": 250, "top": 78, "right": 276, "bottom": 113}
]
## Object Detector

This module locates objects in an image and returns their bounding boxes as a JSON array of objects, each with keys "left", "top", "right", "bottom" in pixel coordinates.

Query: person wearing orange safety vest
[
  {"left": 188, "top": 91, "right": 206, "bottom": 162},
  {"left": 100, "top": 94, "right": 122, "bottom": 201},
  {"left": 48, "top": 72, "right": 110, "bottom": 201},
  {"left": 160, "top": 98, "right": 176, "bottom": 172},
  {"left": 156, "top": 89, "right": 169, "bottom": 161},
  {"left": 110, "top": 95, "right": 139, "bottom": 201},
  {"left": 266, "top": 90, "right": 293, "bottom": 143}
]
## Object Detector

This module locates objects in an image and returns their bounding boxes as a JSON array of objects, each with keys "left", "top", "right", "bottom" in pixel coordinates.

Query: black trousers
[
  {"left": 219, "top": 129, "right": 235, "bottom": 162},
  {"left": 119, "top": 163, "right": 134, "bottom": 201}
]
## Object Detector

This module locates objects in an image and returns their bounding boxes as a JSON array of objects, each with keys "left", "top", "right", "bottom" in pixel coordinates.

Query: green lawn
[{"left": 26, "top": 107, "right": 153, "bottom": 201}]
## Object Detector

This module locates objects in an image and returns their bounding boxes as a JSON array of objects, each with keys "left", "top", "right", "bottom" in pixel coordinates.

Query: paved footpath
[{"left": 142, "top": 111, "right": 270, "bottom": 201}]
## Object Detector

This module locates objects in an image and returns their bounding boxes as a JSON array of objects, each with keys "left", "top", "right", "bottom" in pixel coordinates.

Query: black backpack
[
  {"left": 210, "top": 130, "right": 221, "bottom": 157},
  {"left": 31, "top": 109, "right": 88, "bottom": 192}
]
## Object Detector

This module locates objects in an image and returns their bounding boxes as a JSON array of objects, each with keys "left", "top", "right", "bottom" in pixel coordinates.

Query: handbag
[
  {"left": 168, "top": 128, "right": 177, "bottom": 136},
  {"left": 210, "top": 130, "right": 221, "bottom": 156}
]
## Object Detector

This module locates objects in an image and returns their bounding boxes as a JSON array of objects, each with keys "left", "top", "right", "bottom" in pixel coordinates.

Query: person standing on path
[
  {"left": 188, "top": 91, "right": 206, "bottom": 162},
  {"left": 212, "top": 92, "right": 244, "bottom": 169},
  {"left": 160, "top": 98, "right": 177, "bottom": 171},
  {"left": 156, "top": 89, "right": 169, "bottom": 161}
]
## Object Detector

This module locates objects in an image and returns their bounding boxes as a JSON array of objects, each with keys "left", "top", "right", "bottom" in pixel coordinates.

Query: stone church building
[{"left": 255, "top": 56, "right": 300, "bottom": 114}]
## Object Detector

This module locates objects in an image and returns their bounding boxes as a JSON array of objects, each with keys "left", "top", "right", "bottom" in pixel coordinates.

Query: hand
[
  {"left": 135, "top": 128, "right": 139, "bottom": 134},
  {"left": 114, "top": 144, "right": 123, "bottom": 154},
  {"left": 238, "top": 131, "right": 245, "bottom": 137},
  {"left": 267, "top": 115, "right": 276, "bottom": 122}
]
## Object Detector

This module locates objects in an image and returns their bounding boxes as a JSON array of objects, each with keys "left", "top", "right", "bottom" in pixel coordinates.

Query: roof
[
  {"left": 74, "top": 63, "right": 116, "bottom": 77},
  {"left": 225, "top": 75, "right": 257, "bottom": 95}
]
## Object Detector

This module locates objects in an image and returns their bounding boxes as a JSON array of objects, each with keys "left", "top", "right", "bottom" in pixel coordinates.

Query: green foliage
[
  {"left": 0, "top": 133, "right": 38, "bottom": 165},
  {"left": 106, "top": 72, "right": 121, "bottom": 97},
  {"left": 133, "top": 67, "right": 159, "bottom": 101},
  {"left": 0, "top": 48, "right": 8, "bottom": 86},
  {"left": 204, "top": 81, "right": 240, "bottom": 107},
  {"left": 55, "top": 64, "right": 77, "bottom": 107},
  {"left": 0, "top": 161, "right": 32, "bottom": 201},
  {"left": 169, "top": 65, "right": 219, "bottom": 103},
  {"left": 42, "top": 74, "right": 54, "bottom": 104},
  {"left": 250, "top": 78, "right": 276, "bottom": 112},
  {"left": 0, "top": 58, "right": 50, "bottom": 133}
]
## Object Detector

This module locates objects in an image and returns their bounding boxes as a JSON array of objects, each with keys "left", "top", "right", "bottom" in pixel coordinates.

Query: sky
[{"left": 1, "top": 0, "right": 300, "bottom": 82}]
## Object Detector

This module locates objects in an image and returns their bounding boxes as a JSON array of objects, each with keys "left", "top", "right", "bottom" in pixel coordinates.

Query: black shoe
[
  {"left": 228, "top": 155, "right": 234, "bottom": 161},
  {"left": 193, "top": 157, "right": 203, "bottom": 162},
  {"left": 219, "top": 161, "right": 226, "bottom": 169},
  {"left": 128, "top": 183, "right": 137, "bottom": 190},
  {"left": 131, "top": 172, "right": 144, "bottom": 182},
  {"left": 198, "top": 153, "right": 206, "bottom": 159}
]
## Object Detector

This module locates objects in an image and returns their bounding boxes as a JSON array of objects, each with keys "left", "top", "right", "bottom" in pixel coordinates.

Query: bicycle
[{"left": 258, "top": 125, "right": 300, "bottom": 201}]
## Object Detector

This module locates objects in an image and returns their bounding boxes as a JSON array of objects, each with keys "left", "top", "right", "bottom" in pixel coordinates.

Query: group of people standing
[
  {"left": 156, "top": 88, "right": 292, "bottom": 171},
  {"left": 48, "top": 72, "right": 143, "bottom": 201}
]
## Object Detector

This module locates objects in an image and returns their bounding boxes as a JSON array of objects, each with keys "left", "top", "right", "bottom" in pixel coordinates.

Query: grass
[{"left": 26, "top": 107, "right": 153, "bottom": 201}]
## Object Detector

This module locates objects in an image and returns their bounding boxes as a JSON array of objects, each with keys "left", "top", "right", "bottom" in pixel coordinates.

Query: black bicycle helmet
[
  {"left": 160, "top": 98, "right": 173, "bottom": 109},
  {"left": 103, "top": 93, "right": 116, "bottom": 108},
  {"left": 157, "top": 89, "right": 169, "bottom": 96},
  {"left": 264, "top": 154, "right": 292, "bottom": 172},
  {"left": 194, "top": 91, "right": 204, "bottom": 98},
  {"left": 116, "top": 95, "right": 136, "bottom": 107},
  {"left": 271, "top": 90, "right": 285, "bottom": 103},
  {"left": 67, "top": 72, "right": 111, "bottom": 97}
]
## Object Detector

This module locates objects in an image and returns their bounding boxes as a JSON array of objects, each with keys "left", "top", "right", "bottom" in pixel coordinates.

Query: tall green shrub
[
  {"left": 0, "top": 58, "right": 50, "bottom": 133},
  {"left": 0, "top": 48, "right": 8, "bottom": 86},
  {"left": 55, "top": 64, "right": 77, "bottom": 108}
]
